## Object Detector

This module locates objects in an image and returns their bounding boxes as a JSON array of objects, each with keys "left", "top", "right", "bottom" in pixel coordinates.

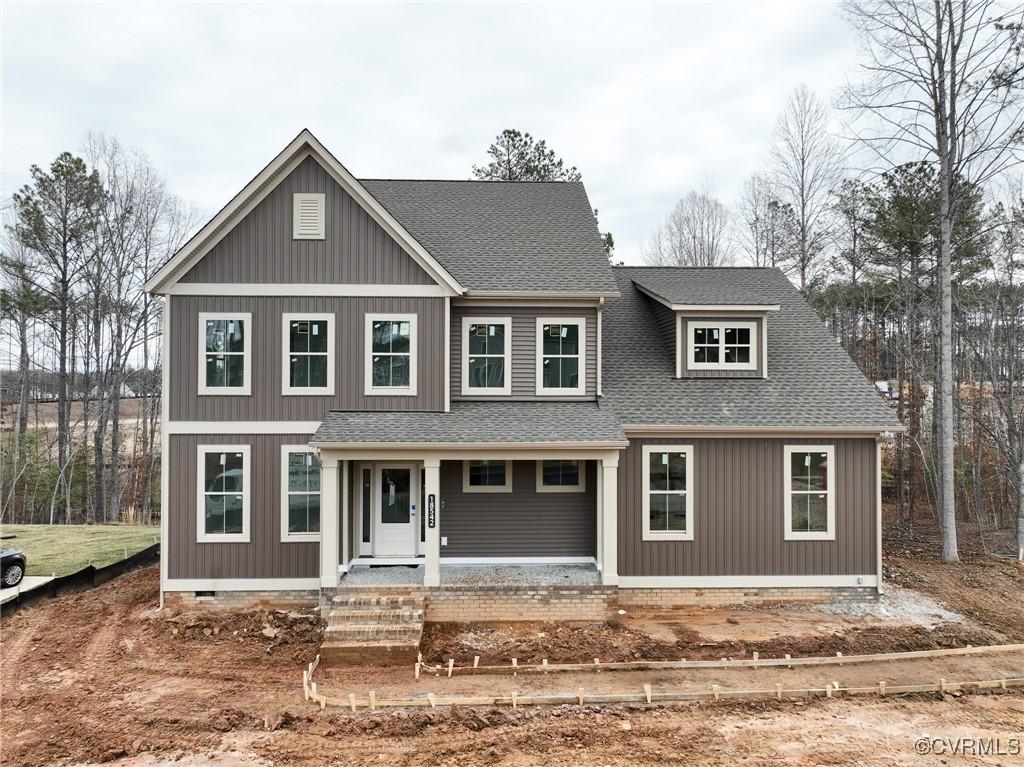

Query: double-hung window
[
  {"left": 641, "top": 445, "right": 694, "bottom": 541},
  {"left": 365, "top": 314, "right": 417, "bottom": 395},
  {"left": 536, "top": 317, "right": 586, "bottom": 396},
  {"left": 199, "top": 313, "right": 251, "bottom": 395},
  {"left": 282, "top": 313, "right": 334, "bottom": 395},
  {"left": 462, "top": 317, "right": 511, "bottom": 395},
  {"left": 688, "top": 320, "right": 757, "bottom": 371},
  {"left": 197, "top": 445, "right": 250, "bottom": 542},
  {"left": 536, "top": 460, "right": 585, "bottom": 493},
  {"left": 281, "top": 446, "right": 321, "bottom": 542},
  {"left": 784, "top": 445, "right": 836, "bottom": 540},
  {"left": 463, "top": 460, "right": 512, "bottom": 493}
]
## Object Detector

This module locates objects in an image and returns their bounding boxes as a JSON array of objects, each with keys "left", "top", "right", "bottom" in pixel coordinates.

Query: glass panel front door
[{"left": 372, "top": 465, "right": 417, "bottom": 556}]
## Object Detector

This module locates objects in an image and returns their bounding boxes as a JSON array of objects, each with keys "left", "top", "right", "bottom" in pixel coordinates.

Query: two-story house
[{"left": 147, "top": 130, "right": 902, "bottom": 626}]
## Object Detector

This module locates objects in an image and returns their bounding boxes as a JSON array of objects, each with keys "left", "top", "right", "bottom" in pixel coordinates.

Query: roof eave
[{"left": 632, "top": 283, "right": 779, "bottom": 313}]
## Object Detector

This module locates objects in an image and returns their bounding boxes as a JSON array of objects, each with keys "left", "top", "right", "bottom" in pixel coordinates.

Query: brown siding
[
  {"left": 679, "top": 316, "right": 764, "bottom": 378},
  {"left": 169, "top": 294, "right": 445, "bottom": 420},
  {"left": 439, "top": 460, "right": 596, "bottom": 557},
  {"left": 167, "top": 433, "right": 321, "bottom": 580},
  {"left": 450, "top": 305, "right": 598, "bottom": 400},
  {"left": 618, "top": 437, "right": 877, "bottom": 576},
  {"left": 181, "top": 156, "right": 433, "bottom": 285}
]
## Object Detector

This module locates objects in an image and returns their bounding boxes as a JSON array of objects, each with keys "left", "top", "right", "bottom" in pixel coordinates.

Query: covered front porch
[{"left": 309, "top": 402, "right": 627, "bottom": 590}]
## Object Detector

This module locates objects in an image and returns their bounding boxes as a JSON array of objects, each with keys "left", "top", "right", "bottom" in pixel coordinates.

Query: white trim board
[
  {"left": 164, "top": 578, "right": 320, "bottom": 592},
  {"left": 167, "top": 421, "right": 320, "bottom": 435},
  {"left": 617, "top": 575, "right": 878, "bottom": 588},
  {"left": 145, "top": 130, "right": 465, "bottom": 295},
  {"left": 167, "top": 283, "right": 452, "bottom": 297},
  {"left": 633, "top": 283, "right": 780, "bottom": 313},
  {"left": 441, "top": 556, "right": 596, "bottom": 565}
]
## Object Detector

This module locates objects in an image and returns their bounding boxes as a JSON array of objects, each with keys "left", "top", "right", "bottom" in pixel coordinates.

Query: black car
[{"left": 1, "top": 548, "right": 26, "bottom": 588}]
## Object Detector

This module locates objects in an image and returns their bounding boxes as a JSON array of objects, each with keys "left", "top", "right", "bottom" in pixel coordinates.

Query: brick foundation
[
  {"left": 616, "top": 586, "right": 879, "bottom": 609},
  {"left": 425, "top": 584, "right": 617, "bottom": 622},
  {"left": 163, "top": 589, "right": 319, "bottom": 611}
]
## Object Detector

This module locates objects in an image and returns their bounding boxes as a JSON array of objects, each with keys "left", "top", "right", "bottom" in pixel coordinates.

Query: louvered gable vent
[{"left": 292, "top": 193, "right": 325, "bottom": 239}]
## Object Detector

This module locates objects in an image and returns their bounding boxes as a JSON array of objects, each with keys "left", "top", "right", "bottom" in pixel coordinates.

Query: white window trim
[
  {"left": 535, "top": 460, "right": 586, "bottom": 493},
  {"left": 196, "top": 444, "right": 251, "bottom": 543},
  {"left": 462, "top": 460, "right": 513, "bottom": 493},
  {"left": 280, "top": 446, "right": 321, "bottom": 543},
  {"left": 198, "top": 313, "right": 252, "bottom": 396},
  {"left": 292, "top": 192, "right": 325, "bottom": 240},
  {"left": 641, "top": 444, "right": 695, "bottom": 541},
  {"left": 461, "top": 316, "right": 512, "bottom": 396},
  {"left": 364, "top": 313, "right": 418, "bottom": 396},
  {"left": 687, "top": 320, "right": 757, "bottom": 371},
  {"left": 535, "top": 317, "right": 587, "bottom": 396},
  {"left": 783, "top": 444, "right": 837, "bottom": 541},
  {"left": 281, "top": 313, "right": 335, "bottom": 396}
]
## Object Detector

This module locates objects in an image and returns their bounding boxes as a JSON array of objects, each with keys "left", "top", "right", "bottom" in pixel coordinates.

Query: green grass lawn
[{"left": 0, "top": 524, "right": 160, "bottom": 577}]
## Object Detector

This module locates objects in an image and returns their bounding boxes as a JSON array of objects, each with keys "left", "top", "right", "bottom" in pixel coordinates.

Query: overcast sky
[{"left": 3, "top": 2, "right": 862, "bottom": 263}]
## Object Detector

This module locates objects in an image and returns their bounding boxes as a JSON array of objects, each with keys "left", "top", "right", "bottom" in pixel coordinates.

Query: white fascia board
[
  {"left": 621, "top": 425, "right": 907, "bottom": 436},
  {"left": 167, "top": 283, "right": 453, "bottom": 297},
  {"left": 146, "top": 129, "right": 465, "bottom": 296},
  {"left": 632, "top": 283, "right": 779, "bottom": 313},
  {"left": 616, "top": 575, "right": 878, "bottom": 588},
  {"left": 461, "top": 291, "right": 619, "bottom": 302},
  {"left": 167, "top": 421, "right": 320, "bottom": 435}
]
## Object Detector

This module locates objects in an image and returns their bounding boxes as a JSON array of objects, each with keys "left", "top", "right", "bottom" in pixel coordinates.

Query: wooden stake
[
  {"left": 826, "top": 685, "right": 832, "bottom": 698},
  {"left": 939, "top": 678, "right": 946, "bottom": 694},
  {"left": 512, "top": 658, "right": 518, "bottom": 677},
  {"left": 414, "top": 662, "right": 421, "bottom": 680},
  {"left": 878, "top": 681, "right": 886, "bottom": 697},
  {"left": 348, "top": 693, "right": 357, "bottom": 712},
  {"left": 643, "top": 683, "right": 652, "bottom": 704},
  {"left": 428, "top": 693, "right": 437, "bottom": 709},
  {"left": 785, "top": 653, "right": 792, "bottom": 669},
  {"left": 577, "top": 687, "right": 585, "bottom": 705},
  {"left": 447, "top": 659, "right": 454, "bottom": 678},
  {"left": 752, "top": 651, "right": 758, "bottom": 661},
  {"left": 542, "top": 659, "right": 549, "bottom": 673},
  {"left": 369, "top": 690, "right": 376, "bottom": 711},
  {"left": 775, "top": 684, "right": 782, "bottom": 700},
  {"left": 511, "top": 691, "right": 518, "bottom": 708},
  {"left": 712, "top": 684, "right": 721, "bottom": 701},
  {"left": 473, "top": 655, "right": 479, "bottom": 668}
]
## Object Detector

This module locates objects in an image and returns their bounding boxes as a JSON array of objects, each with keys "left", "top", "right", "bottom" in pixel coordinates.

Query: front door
[{"left": 373, "top": 464, "right": 418, "bottom": 557}]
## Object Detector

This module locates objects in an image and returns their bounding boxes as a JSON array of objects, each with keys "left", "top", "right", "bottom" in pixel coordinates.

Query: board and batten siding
[
  {"left": 169, "top": 294, "right": 445, "bottom": 420},
  {"left": 167, "top": 433, "right": 323, "bottom": 580},
  {"left": 439, "top": 460, "right": 596, "bottom": 557},
  {"left": 181, "top": 156, "right": 433, "bottom": 285},
  {"left": 450, "top": 305, "right": 598, "bottom": 400},
  {"left": 679, "top": 316, "right": 765, "bottom": 378},
  {"left": 618, "top": 437, "right": 877, "bottom": 577}
]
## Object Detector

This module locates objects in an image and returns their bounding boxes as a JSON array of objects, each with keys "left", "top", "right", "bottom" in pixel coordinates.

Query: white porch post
[
  {"left": 320, "top": 454, "right": 340, "bottom": 588},
  {"left": 600, "top": 452, "right": 619, "bottom": 586},
  {"left": 423, "top": 457, "right": 442, "bottom": 587},
  {"left": 595, "top": 460, "right": 604, "bottom": 573},
  {"left": 340, "top": 459, "right": 349, "bottom": 574}
]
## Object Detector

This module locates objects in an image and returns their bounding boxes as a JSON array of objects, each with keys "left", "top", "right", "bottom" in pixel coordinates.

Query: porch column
[
  {"left": 320, "top": 454, "right": 340, "bottom": 588},
  {"left": 340, "top": 460, "right": 349, "bottom": 574},
  {"left": 600, "top": 453, "right": 619, "bottom": 586},
  {"left": 423, "top": 457, "right": 442, "bottom": 587}
]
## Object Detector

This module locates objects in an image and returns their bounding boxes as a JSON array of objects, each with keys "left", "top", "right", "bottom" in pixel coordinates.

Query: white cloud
[{"left": 3, "top": 2, "right": 861, "bottom": 262}]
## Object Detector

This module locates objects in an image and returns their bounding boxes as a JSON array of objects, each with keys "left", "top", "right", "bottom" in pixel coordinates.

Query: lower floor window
[
  {"left": 198, "top": 445, "right": 250, "bottom": 542},
  {"left": 642, "top": 445, "right": 694, "bottom": 541},
  {"left": 784, "top": 445, "right": 836, "bottom": 540},
  {"left": 536, "top": 459, "right": 585, "bottom": 492},
  {"left": 463, "top": 459, "right": 512, "bottom": 492},
  {"left": 282, "top": 447, "right": 321, "bottom": 540}
]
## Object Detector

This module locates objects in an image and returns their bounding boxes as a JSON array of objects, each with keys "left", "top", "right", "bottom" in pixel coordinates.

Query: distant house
[{"left": 146, "top": 130, "right": 903, "bottom": 620}]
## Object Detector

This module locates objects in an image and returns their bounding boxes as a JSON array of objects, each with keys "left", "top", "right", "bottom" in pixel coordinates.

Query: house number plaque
[{"left": 427, "top": 494, "right": 437, "bottom": 528}]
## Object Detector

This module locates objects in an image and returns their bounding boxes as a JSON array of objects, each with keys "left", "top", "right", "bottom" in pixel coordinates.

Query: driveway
[{"left": 0, "top": 575, "right": 54, "bottom": 605}]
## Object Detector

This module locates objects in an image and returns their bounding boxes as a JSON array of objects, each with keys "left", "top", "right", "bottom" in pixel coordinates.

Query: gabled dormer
[{"left": 632, "top": 271, "right": 781, "bottom": 379}]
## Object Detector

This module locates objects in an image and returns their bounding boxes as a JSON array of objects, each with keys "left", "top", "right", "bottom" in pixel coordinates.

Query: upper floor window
[
  {"left": 365, "top": 314, "right": 417, "bottom": 396},
  {"left": 687, "top": 320, "right": 757, "bottom": 371},
  {"left": 536, "top": 459, "right": 585, "bottom": 493},
  {"left": 536, "top": 317, "right": 586, "bottom": 396},
  {"left": 199, "top": 313, "right": 251, "bottom": 395},
  {"left": 197, "top": 444, "right": 250, "bottom": 542},
  {"left": 281, "top": 446, "right": 321, "bottom": 542},
  {"left": 292, "top": 193, "right": 325, "bottom": 239},
  {"left": 641, "top": 444, "right": 694, "bottom": 541},
  {"left": 282, "top": 313, "right": 334, "bottom": 395},
  {"left": 784, "top": 445, "right": 836, "bottom": 540},
  {"left": 463, "top": 460, "right": 512, "bottom": 493},
  {"left": 462, "top": 317, "right": 511, "bottom": 396}
]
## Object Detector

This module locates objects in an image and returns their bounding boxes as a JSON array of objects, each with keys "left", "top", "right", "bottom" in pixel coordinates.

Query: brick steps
[{"left": 320, "top": 593, "right": 425, "bottom": 667}]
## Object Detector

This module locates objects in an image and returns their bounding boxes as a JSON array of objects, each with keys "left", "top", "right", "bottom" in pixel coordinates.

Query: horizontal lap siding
[
  {"left": 439, "top": 460, "right": 596, "bottom": 557},
  {"left": 450, "top": 306, "right": 598, "bottom": 400},
  {"left": 168, "top": 433, "right": 320, "bottom": 579},
  {"left": 619, "top": 437, "right": 876, "bottom": 576},
  {"left": 181, "top": 156, "right": 432, "bottom": 285},
  {"left": 169, "top": 294, "right": 445, "bottom": 420}
]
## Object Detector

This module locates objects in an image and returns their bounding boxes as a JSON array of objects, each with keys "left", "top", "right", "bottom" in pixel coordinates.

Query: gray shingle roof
[
  {"left": 603, "top": 267, "right": 902, "bottom": 430},
  {"left": 360, "top": 179, "right": 619, "bottom": 294},
  {"left": 632, "top": 268, "right": 784, "bottom": 306},
  {"left": 312, "top": 401, "right": 627, "bottom": 446}
]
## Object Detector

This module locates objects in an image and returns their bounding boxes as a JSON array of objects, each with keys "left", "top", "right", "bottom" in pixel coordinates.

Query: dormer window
[
  {"left": 292, "top": 193, "right": 325, "bottom": 239},
  {"left": 687, "top": 321, "right": 757, "bottom": 371}
]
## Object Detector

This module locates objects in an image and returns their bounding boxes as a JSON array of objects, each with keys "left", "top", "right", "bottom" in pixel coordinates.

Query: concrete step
[
  {"left": 320, "top": 639, "right": 421, "bottom": 667},
  {"left": 331, "top": 594, "right": 425, "bottom": 609},
  {"left": 328, "top": 608, "right": 424, "bottom": 626}
]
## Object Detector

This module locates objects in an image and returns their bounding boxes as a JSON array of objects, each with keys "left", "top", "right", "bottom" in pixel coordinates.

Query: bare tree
[
  {"left": 770, "top": 85, "right": 845, "bottom": 290},
  {"left": 736, "top": 174, "right": 799, "bottom": 268},
  {"left": 843, "top": 0, "right": 1024, "bottom": 562},
  {"left": 644, "top": 182, "right": 734, "bottom": 266}
]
